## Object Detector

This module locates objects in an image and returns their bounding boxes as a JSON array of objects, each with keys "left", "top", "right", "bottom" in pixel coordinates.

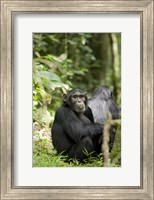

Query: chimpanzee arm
[
  {"left": 84, "top": 106, "right": 94, "bottom": 122},
  {"left": 56, "top": 106, "right": 102, "bottom": 143},
  {"left": 108, "top": 99, "right": 120, "bottom": 119}
]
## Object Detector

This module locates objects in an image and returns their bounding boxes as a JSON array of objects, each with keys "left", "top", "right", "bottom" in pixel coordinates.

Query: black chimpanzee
[
  {"left": 84, "top": 86, "right": 120, "bottom": 152},
  {"left": 52, "top": 89, "right": 103, "bottom": 160}
]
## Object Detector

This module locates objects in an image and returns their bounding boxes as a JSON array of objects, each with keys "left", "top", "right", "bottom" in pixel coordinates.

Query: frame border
[{"left": 0, "top": 1, "right": 153, "bottom": 199}]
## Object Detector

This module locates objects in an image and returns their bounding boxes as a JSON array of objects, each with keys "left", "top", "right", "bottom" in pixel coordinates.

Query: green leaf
[{"left": 37, "top": 71, "right": 61, "bottom": 82}]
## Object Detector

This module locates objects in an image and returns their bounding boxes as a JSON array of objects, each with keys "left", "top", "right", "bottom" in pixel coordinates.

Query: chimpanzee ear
[
  {"left": 84, "top": 92, "right": 87, "bottom": 96},
  {"left": 63, "top": 94, "right": 67, "bottom": 102},
  {"left": 110, "top": 91, "right": 113, "bottom": 98},
  {"left": 110, "top": 90, "right": 115, "bottom": 100}
]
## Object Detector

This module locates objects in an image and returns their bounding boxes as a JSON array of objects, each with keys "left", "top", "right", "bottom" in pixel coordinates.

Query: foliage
[{"left": 33, "top": 33, "right": 121, "bottom": 167}]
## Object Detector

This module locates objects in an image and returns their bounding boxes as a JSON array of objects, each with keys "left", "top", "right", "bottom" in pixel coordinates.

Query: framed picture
[{"left": 0, "top": 0, "right": 153, "bottom": 199}]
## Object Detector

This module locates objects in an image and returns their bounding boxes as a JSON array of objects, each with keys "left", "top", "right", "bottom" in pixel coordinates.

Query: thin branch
[{"left": 102, "top": 112, "right": 121, "bottom": 167}]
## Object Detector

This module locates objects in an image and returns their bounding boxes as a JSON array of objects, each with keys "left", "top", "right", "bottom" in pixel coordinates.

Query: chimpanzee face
[{"left": 70, "top": 91, "right": 86, "bottom": 113}]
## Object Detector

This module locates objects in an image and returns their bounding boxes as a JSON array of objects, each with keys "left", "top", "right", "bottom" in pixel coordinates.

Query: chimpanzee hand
[{"left": 89, "top": 123, "right": 103, "bottom": 138}]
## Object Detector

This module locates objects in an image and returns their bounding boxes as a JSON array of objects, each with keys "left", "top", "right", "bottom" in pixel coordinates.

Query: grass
[{"left": 33, "top": 152, "right": 104, "bottom": 167}]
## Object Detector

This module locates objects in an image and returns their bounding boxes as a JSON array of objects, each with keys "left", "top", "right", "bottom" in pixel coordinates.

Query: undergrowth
[{"left": 33, "top": 123, "right": 121, "bottom": 167}]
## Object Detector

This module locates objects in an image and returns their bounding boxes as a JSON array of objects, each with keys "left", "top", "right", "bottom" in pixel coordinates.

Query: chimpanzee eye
[
  {"left": 72, "top": 94, "right": 85, "bottom": 99},
  {"left": 72, "top": 95, "right": 78, "bottom": 98}
]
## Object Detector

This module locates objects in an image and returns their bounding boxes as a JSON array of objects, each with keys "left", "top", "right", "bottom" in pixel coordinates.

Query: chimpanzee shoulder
[{"left": 55, "top": 105, "right": 79, "bottom": 122}]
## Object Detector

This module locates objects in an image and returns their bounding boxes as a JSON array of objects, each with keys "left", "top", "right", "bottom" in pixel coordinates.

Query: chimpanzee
[
  {"left": 84, "top": 86, "right": 120, "bottom": 152},
  {"left": 51, "top": 89, "right": 103, "bottom": 160}
]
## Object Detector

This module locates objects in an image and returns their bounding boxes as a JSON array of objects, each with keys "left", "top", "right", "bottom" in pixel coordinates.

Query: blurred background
[{"left": 33, "top": 33, "right": 121, "bottom": 167}]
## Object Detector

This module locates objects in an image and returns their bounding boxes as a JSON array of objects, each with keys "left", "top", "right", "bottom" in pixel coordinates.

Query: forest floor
[{"left": 33, "top": 125, "right": 121, "bottom": 167}]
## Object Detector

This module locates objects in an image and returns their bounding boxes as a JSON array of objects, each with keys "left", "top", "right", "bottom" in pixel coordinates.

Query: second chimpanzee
[
  {"left": 52, "top": 89, "right": 103, "bottom": 160},
  {"left": 85, "top": 86, "right": 120, "bottom": 152}
]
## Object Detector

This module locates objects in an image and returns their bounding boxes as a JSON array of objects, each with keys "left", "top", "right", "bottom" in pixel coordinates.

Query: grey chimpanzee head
[{"left": 92, "top": 86, "right": 113, "bottom": 101}]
